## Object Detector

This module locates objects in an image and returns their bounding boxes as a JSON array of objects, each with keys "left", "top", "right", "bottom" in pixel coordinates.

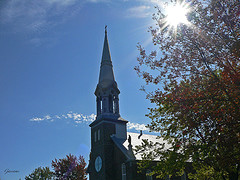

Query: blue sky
[{"left": 0, "top": 0, "right": 164, "bottom": 179}]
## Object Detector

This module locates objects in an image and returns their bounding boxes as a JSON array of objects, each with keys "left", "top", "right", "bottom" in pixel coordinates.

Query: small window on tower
[
  {"left": 98, "top": 129, "right": 100, "bottom": 141},
  {"left": 100, "top": 99, "right": 103, "bottom": 113},
  {"left": 113, "top": 96, "right": 115, "bottom": 114},
  {"left": 94, "top": 131, "right": 97, "bottom": 142}
]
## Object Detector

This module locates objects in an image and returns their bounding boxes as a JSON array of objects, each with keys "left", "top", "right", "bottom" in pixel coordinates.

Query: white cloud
[
  {"left": 30, "top": 112, "right": 149, "bottom": 132},
  {"left": 127, "top": 122, "right": 149, "bottom": 131},
  {"left": 126, "top": 5, "right": 151, "bottom": 18},
  {"left": 30, "top": 111, "right": 96, "bottom": 125},
  {"left": 30, "top": 117, "right": 45, "bottom": 122},
  {"left": 30, "top": 115, "right": 53, "bottom": 122},
  {"left": 45, "top": 115, "right": 51, "bottom": 120}
]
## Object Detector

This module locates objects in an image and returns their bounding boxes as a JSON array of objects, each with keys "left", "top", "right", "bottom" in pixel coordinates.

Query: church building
[{"left": 87, "top": 28, "right": 186, "bottom": 180}]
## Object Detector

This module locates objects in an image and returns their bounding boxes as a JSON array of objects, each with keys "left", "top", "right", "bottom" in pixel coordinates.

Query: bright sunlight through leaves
[{"left": 166, "top": 2, "right": 190, "bottom": 27}]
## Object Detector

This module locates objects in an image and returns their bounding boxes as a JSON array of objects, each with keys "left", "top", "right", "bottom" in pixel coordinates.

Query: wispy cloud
[
  {"left": 0, "top": 0, "right": 160, "bottom": 34},
  {"left": 44, "top": 0, "right": 77, "bottom": 6},
  {"left": 0, "top": 0, "right": 82, "bottom": 33},
  {"left": 136, "top": 0, "right": 164, "bottom": 5},
  {"left": 30, "top": 111, "right": 96, "bottom": 125},
  {"left": 126, "top": 5, "right": 152, "bottom": 18},
  {"left": 30, "top": 111, "right": 149, "bottom": 131},
  {"left": 124, "top": 0, "right": 167, "bottom": 18},
  {"left": 86, "top": 0, "right": 110, "bottom": 3},
  {"left": 28, "top": 37, "right": 55, "bottom": 47}
]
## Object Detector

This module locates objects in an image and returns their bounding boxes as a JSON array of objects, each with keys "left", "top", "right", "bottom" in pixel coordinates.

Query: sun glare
[{"left": 166, "top": 2, "right": 189, "bottom": 27}]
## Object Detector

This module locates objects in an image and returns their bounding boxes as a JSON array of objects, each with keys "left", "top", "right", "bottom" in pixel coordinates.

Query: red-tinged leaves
[
  {"left": 51, "top": 154, "right": 87, "bottom": 180},
  {"left": 135, "top": 0, "right": 240, "bottom": 179}
]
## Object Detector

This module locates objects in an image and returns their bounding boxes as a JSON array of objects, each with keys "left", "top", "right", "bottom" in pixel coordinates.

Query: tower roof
[{"left": 98, "top": 26, "right": 116, "bottom": 88}]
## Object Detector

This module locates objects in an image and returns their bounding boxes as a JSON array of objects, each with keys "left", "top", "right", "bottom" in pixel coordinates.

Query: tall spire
[
  {"left": 98, "top": 25, "right": 116, "bottom": 86},
  {"left": 95, "top": 27, "right": 120, "bottom": 119}
]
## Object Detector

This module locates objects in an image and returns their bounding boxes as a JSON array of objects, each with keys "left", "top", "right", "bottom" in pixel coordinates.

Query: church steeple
[
  {"left": 94, "top": 27, "right": 120, "bottom": 120},
  {"left": 87, "top": 28, "right": 128, "bottom": 180}
]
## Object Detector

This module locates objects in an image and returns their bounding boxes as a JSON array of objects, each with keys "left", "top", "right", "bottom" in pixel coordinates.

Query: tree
[
  {"left": 25, "top": 166, "right": 54, "bottom": 180},
  {"left": 51, "top": 154, "right": 87, "bottom": 180},
  {"left": 135, "top": 0, "right": 240, "bottom": 179}
]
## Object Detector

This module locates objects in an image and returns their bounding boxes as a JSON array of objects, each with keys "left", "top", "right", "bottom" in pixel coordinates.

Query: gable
[
  {"left": 124, "top": 132, "right": 171, "bottom": 160},
  {"left": 111, "top": 132, "right": 171, "bottom": 161}
]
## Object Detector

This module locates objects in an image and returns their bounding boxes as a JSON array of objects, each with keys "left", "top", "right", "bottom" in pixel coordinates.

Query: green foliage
[
  {"left": 188, "top": 163, "right": 225, "bottom": 180},
  {"left": 135, "top": 0, "right": 240, "bottom": 179},
  {"left": 25, "top": 154, "right": 87, "bottom": 180},
  {"left": 25, "top": 166, "right": 54, "bottom": 180}
]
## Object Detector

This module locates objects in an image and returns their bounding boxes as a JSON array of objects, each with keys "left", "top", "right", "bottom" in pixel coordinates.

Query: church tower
[{"left": 87, "top": 27, "right": 128, "bottom": 180}]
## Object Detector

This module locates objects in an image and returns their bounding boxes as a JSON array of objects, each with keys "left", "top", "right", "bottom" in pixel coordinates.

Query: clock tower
[{"left": 87, "top": 27, "right": 128, "bottom": 180}]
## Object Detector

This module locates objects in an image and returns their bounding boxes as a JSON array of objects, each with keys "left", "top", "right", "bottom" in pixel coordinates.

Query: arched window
[
  {"left": 113, "top": 95, "right": 119, "bottom": 114},
  {"left": 109, "top": 95, "right": 113, "bottom": 113},
  {"left": 102, "top": 97, "right": 106, "bottom": 113},
  {"left": 100, "top": 97, "right": 103, "bottom": 113},
  {"left": 121, "top": 163, "right": 126, "bottom": 180},
  {"left": 98, "top": 129, "right": 100, "bottom": 141},
  {"left": 94, "top": 131, "right": 97, "bottom": 142},
  {"left": 113, "top": 95, "right": 116, "bottom": 113}
]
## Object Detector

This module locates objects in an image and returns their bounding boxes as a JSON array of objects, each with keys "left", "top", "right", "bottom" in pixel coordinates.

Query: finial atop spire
[{"left": 105, "top": 25, "right": 107, "bottom": 34}]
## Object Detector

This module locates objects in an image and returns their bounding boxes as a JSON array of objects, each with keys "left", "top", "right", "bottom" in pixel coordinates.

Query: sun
[{"left": 165, "top": 2, "right": 190, "bottom": 27}]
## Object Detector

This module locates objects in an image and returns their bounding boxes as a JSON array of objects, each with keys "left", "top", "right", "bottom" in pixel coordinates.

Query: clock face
[{"left": 95, "top": 156, "right": 102, "bottom": 172}]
